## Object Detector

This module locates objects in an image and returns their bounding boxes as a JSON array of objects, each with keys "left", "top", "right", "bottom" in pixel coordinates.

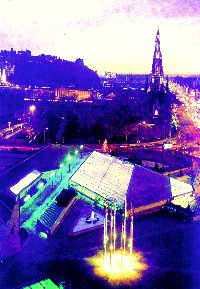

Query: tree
[
  {"left": 63, "top": 114, "right": 80, "bottom": 143},
  {"left": 91, "top": 121, "right": 105, "bottom": 143},
  {"left": 153, "top": 163, "right": 160, "bottom": 172},
  {"left": 102, "top": 139, "right": 108, "bottom": 152}
]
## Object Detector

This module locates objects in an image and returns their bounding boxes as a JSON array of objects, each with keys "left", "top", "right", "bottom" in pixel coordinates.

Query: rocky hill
[{"left": 1, "top": 50, "right": 101, "bottom": 89}]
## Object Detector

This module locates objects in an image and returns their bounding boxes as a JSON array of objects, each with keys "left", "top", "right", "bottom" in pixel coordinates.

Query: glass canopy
[{"left": 70, "top": 151, "right": 134, "bottom": 207}]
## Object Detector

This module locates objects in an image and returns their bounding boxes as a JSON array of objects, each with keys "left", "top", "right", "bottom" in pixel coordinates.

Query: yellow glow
[
  {"left": 128, "top": 238, "right": 132, "bottom": 247},
  {"left": 86, "top": 250, "right": 147, "bottom": 285},
  {"left": 29, "top": 105, "right": 36, "bottom": 113}
]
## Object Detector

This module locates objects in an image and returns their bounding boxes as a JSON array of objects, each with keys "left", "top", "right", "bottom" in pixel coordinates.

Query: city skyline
[{"left": 0, "top": 0, "right": 200, "bottom": 75}]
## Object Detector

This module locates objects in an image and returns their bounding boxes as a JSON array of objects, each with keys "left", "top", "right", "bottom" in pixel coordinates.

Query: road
[
  {"left": 169, "top": 81, "right": 200, "bottom": 157},
  {"left": 114, "top": 83, "right": 200, "bottom": 158}
]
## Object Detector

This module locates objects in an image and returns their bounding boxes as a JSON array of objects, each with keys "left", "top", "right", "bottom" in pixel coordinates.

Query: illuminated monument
[
  {"left": 150, "top": 27, "right": 164, "bottom": 93},
  {"left": 148, "top": 27, "right": 169, "bottom": 117}
]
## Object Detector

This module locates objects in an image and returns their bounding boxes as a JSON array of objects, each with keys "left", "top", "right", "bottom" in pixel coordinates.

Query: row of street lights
[{"left": 59, "top": 145, "right": 83, "bottom": 180}]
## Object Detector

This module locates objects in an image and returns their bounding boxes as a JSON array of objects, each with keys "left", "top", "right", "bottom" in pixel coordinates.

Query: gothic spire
[{"left": 150, "top": 27, "right": 164, "bottom": 90}]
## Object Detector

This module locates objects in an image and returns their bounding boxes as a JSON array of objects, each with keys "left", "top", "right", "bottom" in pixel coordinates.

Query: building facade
[{"left": 55, "top": 88, "right": 92, "bottom": 101}]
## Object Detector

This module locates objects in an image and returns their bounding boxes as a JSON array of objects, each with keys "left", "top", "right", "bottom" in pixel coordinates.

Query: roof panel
[
  {"left": 170, "top": 177, "right": 193, "bottom": 197},
  {"left": 127, "top": 165, "right": 171, "bottom": 208},
  {"left": 70, "top": 151, "right": 134, "bottom": 206}
]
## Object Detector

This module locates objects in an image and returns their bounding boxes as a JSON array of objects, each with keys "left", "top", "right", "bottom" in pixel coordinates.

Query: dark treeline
[
  {"left": 36, "top": 97, "right": 140, "bottom": 144},
  {"left": 0, "top": 89, "right": 29, "bottom": 124}
]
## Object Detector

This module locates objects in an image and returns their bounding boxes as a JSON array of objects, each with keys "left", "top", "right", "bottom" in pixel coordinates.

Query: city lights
[
  {"left": 29, "top": 105, "right": 36, "bottom": 114},
  {"left": 170, "top": 81, "right": 200, "bottom": 129},
  {"left": 0, "top": 4, "right": 200, "bottom": 287}
]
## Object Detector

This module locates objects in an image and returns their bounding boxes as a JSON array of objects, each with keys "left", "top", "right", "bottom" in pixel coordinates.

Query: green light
[
  {"left": 24, "top": 194, "right": 30, "bottom": 202},
  {"left": 39, "top": 232, "right": 48, "bottom": 239},
  {"left": 22, "top": 278, "right": 63, "bottom": 289},
  {"left": 38, "top": 182, "right": 44, "bottom": 188},
  {"left": 60, "top": 163, "right": 64, "bottom": 168},
  {"left": 67, "top": 155, "right": 72, "bottom": 161},
  {"left": 75, "top": 149, "right": 78, "bottom": 155},
  {"left": 50, "top": 172, "right": 55, "bottom": 177}
]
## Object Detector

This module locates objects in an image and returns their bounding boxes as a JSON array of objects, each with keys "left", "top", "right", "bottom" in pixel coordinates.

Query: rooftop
[{"left": 70, "top": 151, "right": 133, "bottom": 207}]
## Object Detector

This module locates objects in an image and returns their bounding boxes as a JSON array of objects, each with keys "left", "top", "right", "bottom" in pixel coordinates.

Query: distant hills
[{"left": 0, "top": 50, "right": 101, "bottom": 89}]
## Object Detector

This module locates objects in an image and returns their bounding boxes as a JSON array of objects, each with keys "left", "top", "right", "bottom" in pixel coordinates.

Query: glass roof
[
  {"left": 10, "top": 170, "right": 41, "bottom": 195},
  {"left": 70, "top": 151, "right": 134, "bottom": 206},
  {"left": 170, "top": 177, "right": 193, "bottom": 197}
]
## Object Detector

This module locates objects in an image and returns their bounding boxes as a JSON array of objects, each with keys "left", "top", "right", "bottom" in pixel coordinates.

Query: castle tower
[{"left": 150, "top": 27, "right": 165, "bottom": 92}]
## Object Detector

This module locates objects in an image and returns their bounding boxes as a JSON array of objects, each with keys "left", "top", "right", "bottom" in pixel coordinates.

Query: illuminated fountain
[
  {"left": 86, "top": 198, "right": 147, "bottom": 285},
  {"left": 85, "top": 210, "right": 99, "bottom": 224},
  {"left": 103, "top": 198, "right": 134, "bottom": 273}
]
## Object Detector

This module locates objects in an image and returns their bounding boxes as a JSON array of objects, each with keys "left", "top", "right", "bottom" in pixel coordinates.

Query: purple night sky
[{"left": 0, "top": 0, "right": 200, "bottom": 74}]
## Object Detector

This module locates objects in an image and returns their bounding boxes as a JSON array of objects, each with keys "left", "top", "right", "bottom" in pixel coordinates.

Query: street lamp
[
  {"left": 37, "top": 181, "right": 44, "bottom": 189},
  {"left": 27, "top": 129, "right": 31, "bottom": 142},
  {"left": 80, "top": 145, "right": 83, "bottom": 158},
  {"left": 60, "top": 163, "right": 64, "bottom": 180},
  {"left": 29, "top": 105, "right": 36, "bottom": 115},
  {"left": 50, "top": 172, "right": 55, "bottom": 187},
  {"left": 29, "top": 105, "right": 36, "bottom": 126},
  {"left": 75, "top": 149, "right": 78, "bottom": 165},
  {"left": 44, "top": 127, "right": 48, "bottom": 144},
  {"left": 140, "top": 121, "right": 148, "bottom": 142},
  {"left": 8, "top": 122, "right": 11, "bottom": 130},
  {"left": 67, "top": 155, "right": 72, "bottom": 172}
]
